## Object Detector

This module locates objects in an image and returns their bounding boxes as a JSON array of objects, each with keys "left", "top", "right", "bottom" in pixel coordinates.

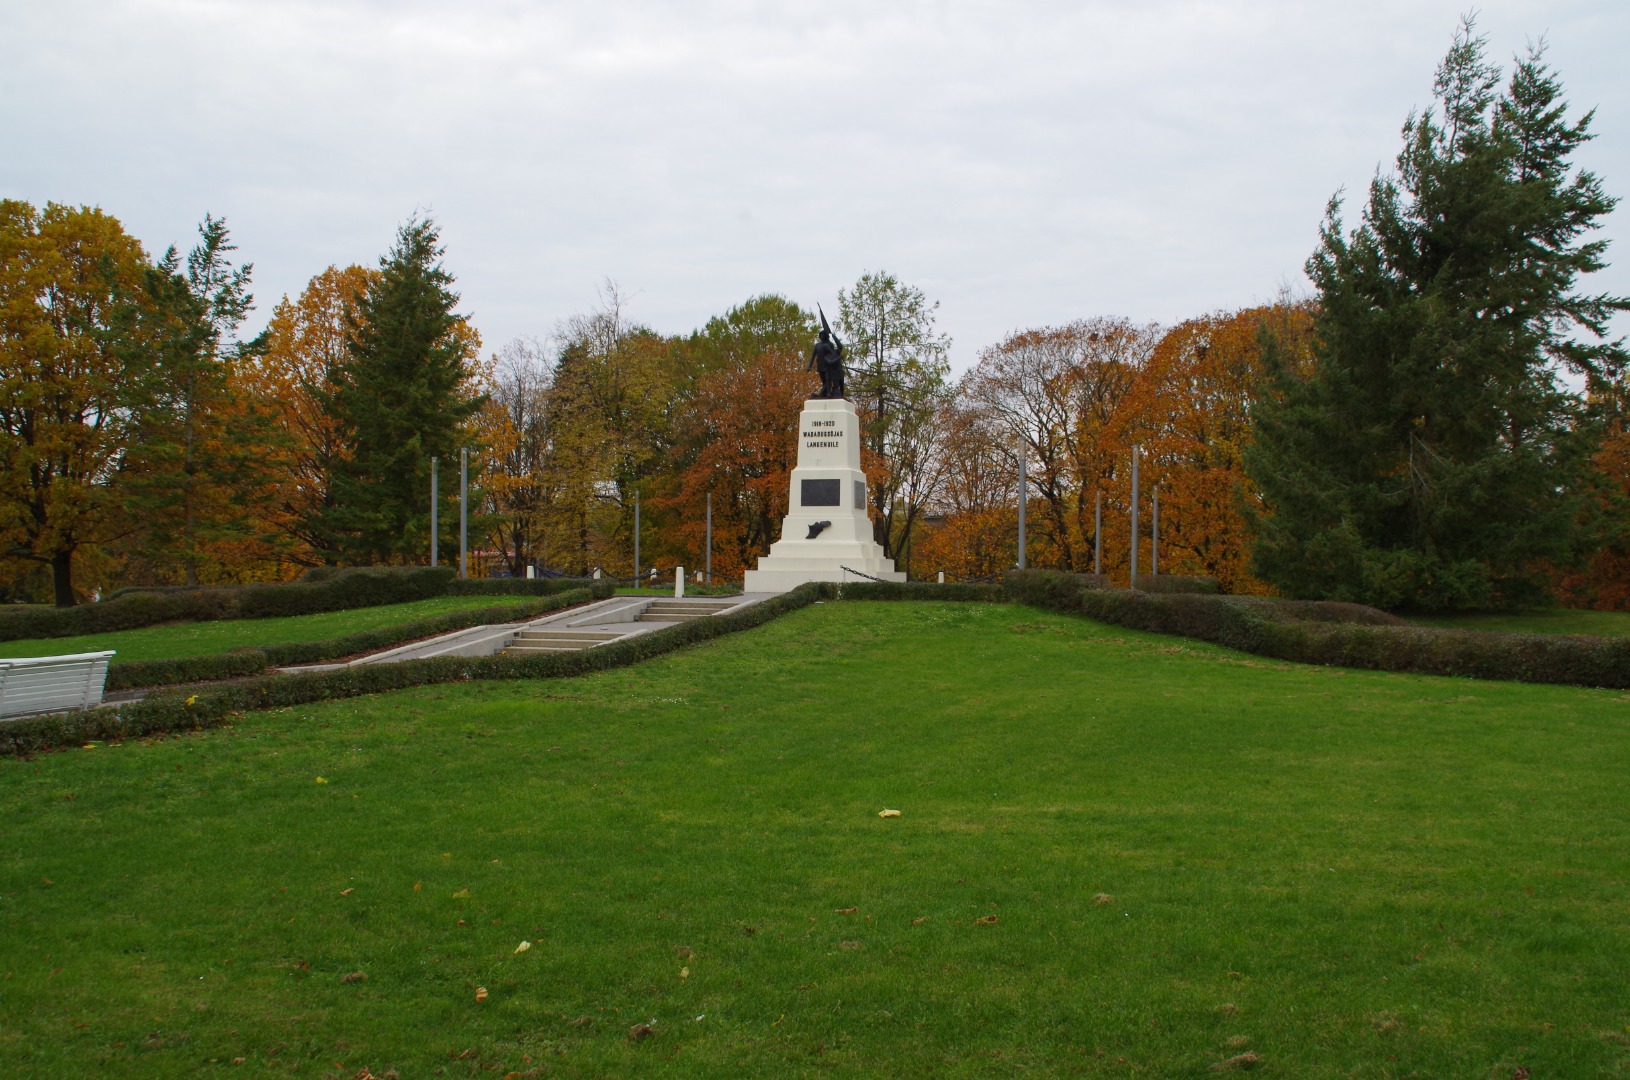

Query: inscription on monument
[
  {"left": 803, "top": 418, "right": 841, "bottom": 448},
  {"left": 801, "top": 478, "right": 841, "bottom": 507}
]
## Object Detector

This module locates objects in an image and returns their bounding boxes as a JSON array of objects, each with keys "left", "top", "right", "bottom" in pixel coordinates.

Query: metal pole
[
  {"left": 430, "top": 457, "right": 438, "bottom": 568},
  {"left": 1017, "top": 441, "right": 1027, "bottom": 570},
  {"left": 634, "top": 488, "right": 641, "bottom": 582},
  {"left": 1094, "top": 489, "right": 1102, "bottom": 576},
  {"left": 705, "top": 492, "right": 712, "bottom": 584},
  {"left": 459, "top": 447, "right": 468, "bottom": 580},
  {"left": 1152, "top": 484, "right": 1160, "bottom": 578},
  {"left": 1130, "top": 445, "right": 1140, "bottom": 588}
]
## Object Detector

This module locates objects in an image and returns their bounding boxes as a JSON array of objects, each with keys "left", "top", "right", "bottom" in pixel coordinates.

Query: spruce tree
[
  {"left": 325, "top": 217, "right": 482, "bottom": 563},
  {"left": 1246, "top": 20, "right": 1628, "bottom": 610}
]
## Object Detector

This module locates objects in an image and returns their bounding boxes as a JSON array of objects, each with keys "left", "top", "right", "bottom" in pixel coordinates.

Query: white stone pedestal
[{"left": 743, "top": 397, "right": 907, "bottom": 592}]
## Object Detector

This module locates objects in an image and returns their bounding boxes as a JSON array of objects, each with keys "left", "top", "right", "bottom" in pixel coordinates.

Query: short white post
[
  {"left": 675, "top": 566, "right": 685, "bottom": 598},
  {"left": 937, "top": 571, "right": 945, "bottom": 584},
  {"left": 525, "top": 565, "right": 536, "bottom": 580},
  {"left": 592, "top": 567, "right": 602, "bottom": 580}
]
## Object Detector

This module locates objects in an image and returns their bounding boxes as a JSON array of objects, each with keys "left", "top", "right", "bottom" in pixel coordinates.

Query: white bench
[{"left": 0, "top": 651, "right": 116, "bottom": 720}]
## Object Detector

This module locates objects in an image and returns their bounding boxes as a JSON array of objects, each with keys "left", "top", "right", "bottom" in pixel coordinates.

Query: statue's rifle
[{"left": 817, "top": 303, "right": 842, "bottom": 352}]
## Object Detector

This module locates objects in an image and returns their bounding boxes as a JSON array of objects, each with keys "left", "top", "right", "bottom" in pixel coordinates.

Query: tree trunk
[{"left": 51, "top": 549, "right": 77, "bottom": 607}]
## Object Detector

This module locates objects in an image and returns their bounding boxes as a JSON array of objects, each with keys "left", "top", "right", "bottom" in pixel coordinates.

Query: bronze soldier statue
[{"left": 807, "top": 304, "right": 846, "bottom": 399}]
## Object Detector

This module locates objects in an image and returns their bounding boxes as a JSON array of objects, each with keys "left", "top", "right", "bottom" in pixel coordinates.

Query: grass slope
[
  {"left": 0, "top": 596, "right": 525, "bottom": 663},
  {"left": 2, "top": 601, "right": 1627, "bottom": 1077},
  {"left": 1406, "top": 608, "right": 1630, "bottom": 638}
]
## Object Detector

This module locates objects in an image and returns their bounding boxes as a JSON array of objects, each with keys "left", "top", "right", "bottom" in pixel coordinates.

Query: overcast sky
[{"left": 4, "top": 0, "right": 1627, "bottom": 375}]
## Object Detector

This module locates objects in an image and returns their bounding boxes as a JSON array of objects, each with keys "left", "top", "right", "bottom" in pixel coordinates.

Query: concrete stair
[
  {"left": 638, "top": 599, "right": 739, "bottom": 622},
  {"left": 504, "top": 628, "right": 627, "bottom": 654}
]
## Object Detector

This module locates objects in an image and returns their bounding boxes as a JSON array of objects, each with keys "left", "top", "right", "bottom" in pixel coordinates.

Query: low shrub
[
  {"left": 1004, "top": 569, "right": 1630, "bottom": 690},
  {"left": 1, "top": 582, "right": 825, "bottom": 757},
  {"left": 1132, "top": 574, "right": 1222, "bottom": 595},
  {"left": 0, "top": 568, "right": 598, "bottom": 643},
  {"left": 445, "top": 577, "right": 596, "bottom": 597},
  {"left": 836, "top": 581, "right": 1006, "bottom": 603},
  {"left": 102, "top": 584, "right": 611, "bottom": 691}
]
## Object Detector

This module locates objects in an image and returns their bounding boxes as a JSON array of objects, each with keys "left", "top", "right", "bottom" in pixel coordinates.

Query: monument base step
[{"left": 744, "top": 563, "right": 907, "bottom": 592}]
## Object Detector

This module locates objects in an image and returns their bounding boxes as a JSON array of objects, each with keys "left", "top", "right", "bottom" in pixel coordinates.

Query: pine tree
[
  {"left": 126, "top": 215, "right": 282, "bottom": 585},
  {"left": 1245, "top": 20, "right": 1629, "bottom": 610},
  {"left": 325, "top": 217, "right": 483, "bottom": 564}
]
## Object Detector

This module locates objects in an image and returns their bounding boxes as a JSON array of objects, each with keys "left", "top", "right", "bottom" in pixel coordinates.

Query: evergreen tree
[
  {"left": 126, "top": 215, "right": 281, "bottom": 585},
  {"left": 1246, "top": 20, "right": 1628, "bottom": 610},
  {"left": 325, "top": 216, "right": 483, "bottom": 564}
]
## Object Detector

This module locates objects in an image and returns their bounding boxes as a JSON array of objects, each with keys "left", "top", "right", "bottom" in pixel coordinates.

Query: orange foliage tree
[
  {"left": 1109, "top": 303, "right": 1314, "bottom": 593},
  {"left": 659, "top": 350, "right": 809, "bottom": 580},
  {"left": 241, "top": 264, "right": 377, "bottom": 568},
  {"left": 959, "top": 318, "right": 1157, "bottom": 574}
]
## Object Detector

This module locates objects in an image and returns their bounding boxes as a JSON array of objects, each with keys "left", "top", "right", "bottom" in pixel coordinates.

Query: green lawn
[
  {"left": 1407, "top": 607, "right": 1630, "bottom": 637},
  {"left": 0, "top": 595, "right": 522, "bottom": 663},
  {"left": 2, "top": 601, "right": 1627, "bottom": 1076}
]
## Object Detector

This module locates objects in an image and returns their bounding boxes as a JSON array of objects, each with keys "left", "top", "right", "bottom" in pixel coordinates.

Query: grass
[
  {"left": 2, "top": 601, "right": 1627, "bottom": 1077},
  {"left": 1406, "top": 607, "right": 1630, "bottom": 638},
  {"left": 0, "top": 595, "right": 523, "bottom": 664}
]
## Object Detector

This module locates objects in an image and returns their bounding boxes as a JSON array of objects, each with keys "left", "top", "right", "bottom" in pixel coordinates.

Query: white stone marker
[
  {"left": 743, "top": 397, "right": 907, "bottom": 592},
  {"left": 675, "top": 566, "right": 685, "bottom": 598}
]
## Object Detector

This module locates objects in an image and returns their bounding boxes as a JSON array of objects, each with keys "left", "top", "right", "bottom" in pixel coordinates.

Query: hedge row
[
  {"left": 835, "top": 580, "right": 1007, "bottom": 603},
  {"left": 103, "top": 584, "right": 612, "bottom": 691},
  {"left": 0, "top": 567, "right": 598, "bottom": 642},
  {"left": 0, "top": 583, "right": 828, "bottom": 757},
  {"left": 1004, "top": 569, "right": 1630, "bottom": 689}
]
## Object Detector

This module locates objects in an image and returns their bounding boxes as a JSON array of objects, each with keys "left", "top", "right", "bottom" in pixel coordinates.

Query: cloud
[{"left": 3, "top": 0, "right": 1626, "bottom": 370}]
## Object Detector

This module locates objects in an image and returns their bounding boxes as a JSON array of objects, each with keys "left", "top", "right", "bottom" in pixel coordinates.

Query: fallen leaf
[
  {"left": 838, "top": 941, "right": 861, "bottom": 950},
  {"left": 185, "top": 695, "right": 198, "bottom": 706},
  {"left": 679, "top": 966, "right": 690, "bottom": 978},
  {"left": 1210, "top": 1051, "right": 1260, "bottom": 1071},
  {"left": 911, "top": 916, "right": 929, "bottom": 925},
  {"left": 974, "top": 914, "right": 1000, "bottom": 926},
  {"left": 627, "top": 1023, "right": 655, "bottom": 1042},
  {"left": 878, "top": 808, "right": 901, "bottom": 818},
  {"left": 474, "top": 986, "right": 488, "bottom": 1003},
  {"left": 834, "top": 906, "right": 858, "bottom": 915},
  {"left": 1093, "top": 893, "right": 1114, "bottom": 905},
  {"left": 315, "top": 777, "right": 328, "bottom": 785},
  {"left": 413, "top": 882, "right": 422, "bottom": 892},
  {"left": 341, "top": 972, "right": 367, "bottom": 984},
  {"left": 340, "top": 888, "right": 354, "bottom": 897},
  {"left": 40, "top": 877, "right": 53, "bottom": 887},
  {"left": 514, "top": 941, "right": 532, "bottom": 954},
  {"left": 452, "top": 888, "right": 471, "bottom": 899}
]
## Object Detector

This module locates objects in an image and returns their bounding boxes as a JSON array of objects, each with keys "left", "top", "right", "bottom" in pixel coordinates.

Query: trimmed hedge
[
  {"left": 1132, "top": 573, "right": 1222, "bottom": 595},
  {"left": 0, "top": 583, "right": 830, "bottom": 757},
  {"left": 103, "top": 584, "right": 612, "bottom": 691},
  {"left": 445, "top": 577, "right": 598, "bottom": 597},
  {"left": 835, "top": 580, "right": 1007, "bottom": 603},
  {"left": 0, "top": 567, "right": 599, "bottom": 643},
  {"left": 1004, "top": 569, "right": 1630, "bottom": 690}
]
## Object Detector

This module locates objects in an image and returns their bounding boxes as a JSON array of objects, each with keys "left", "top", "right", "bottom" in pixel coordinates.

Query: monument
[{"left": 743, "top": 308, "right": 908, "bottom": 592}]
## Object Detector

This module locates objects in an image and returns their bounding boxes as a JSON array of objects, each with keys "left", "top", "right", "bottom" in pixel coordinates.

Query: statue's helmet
[{"left": 817, "top": 328, "right": 830, "bottom": 339}]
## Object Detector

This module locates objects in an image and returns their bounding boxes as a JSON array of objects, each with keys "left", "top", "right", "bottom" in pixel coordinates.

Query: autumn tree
[
  {"left": 0, "top": 201, "right": 151, "bottom": 605},
  {"left": 659, "top": 295, "right": 815, "bottom": 578},
  {"left": 1248, "top": 22, "right": 1628, "bottom": 609},
  {"left": 836, "top": 271, "right": 952, "bottom": 569},
  {"left": 477, "top": 337, "right": 555, "bottom": 576},
  {"left": 913, "top": 400, "right": 1018, "bottom": 580},
  {"left": 244, "top": 264, "right": 376, "bottom": 565},
  {"left": 544, "top": 283, "right": 679, "bottom": 574},
  {"left": 1112, "top": 304, "right": 1313, "bottom": 593},
  {"left": 324, "top": 217, "right": 484, "bottom": 564},
  {"left": 960, "top": 318, "right": 1156, "bottom": 574}
]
